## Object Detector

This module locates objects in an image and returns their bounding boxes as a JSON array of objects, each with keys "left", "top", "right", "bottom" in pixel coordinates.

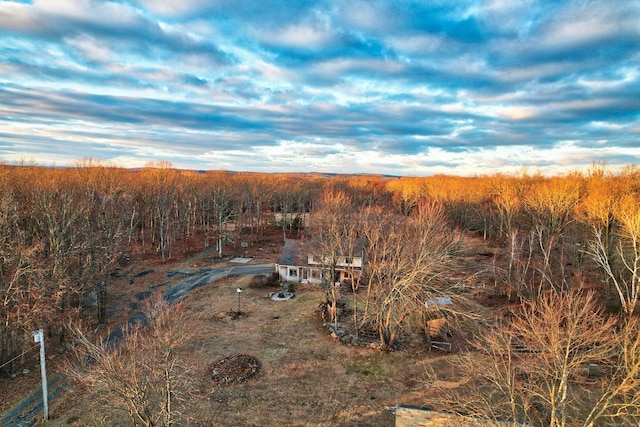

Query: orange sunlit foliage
[
  {"left": 578, "top": 176, "right": 618, "bottom": 231},
  {"left": 489, "top": 174, "right": 525, "bottom": 238},
  {"left": 339, "top": 175, "right": 391, "bottom": 207},
  {"left": 386, "top": 176, "right": 428, "bottom": 216},
  {"left": 524, "top": 175, "right": 582, "bottom": 239},
  {"left": 423, "top": 175, "right": 491, "bottom": 233}
]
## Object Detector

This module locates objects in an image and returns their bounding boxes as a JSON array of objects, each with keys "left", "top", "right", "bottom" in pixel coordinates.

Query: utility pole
[{"left": 33, "top": 329, "right": 48, "bottom": 421}]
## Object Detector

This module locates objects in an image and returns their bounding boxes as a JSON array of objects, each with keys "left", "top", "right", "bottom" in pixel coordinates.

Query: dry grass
[
  {"left": 48, "top": 272, "right": 438, "bottom": 426},
  {"left": 178, "top": 278, "right": 418, "bottom": 427}
]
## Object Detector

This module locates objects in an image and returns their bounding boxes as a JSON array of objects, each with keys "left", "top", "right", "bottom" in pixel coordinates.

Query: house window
[
  {"left": 289, "top": 268, "right": 298, "bottom": 277},
  {"left": 344, "top": 257, "right": 352, "bottom": 265},
  {"left": 310, "top": 269, "right": 319, "bottom": 279}
]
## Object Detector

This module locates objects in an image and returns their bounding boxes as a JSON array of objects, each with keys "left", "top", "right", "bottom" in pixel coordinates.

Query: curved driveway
[{"left": 164, "top": 263, "right": 274, "bottom": 303}]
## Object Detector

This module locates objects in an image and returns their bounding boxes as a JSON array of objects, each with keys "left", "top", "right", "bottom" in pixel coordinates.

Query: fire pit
[{"left": 269, "top": 290, "right": 294, "bottom": 300}]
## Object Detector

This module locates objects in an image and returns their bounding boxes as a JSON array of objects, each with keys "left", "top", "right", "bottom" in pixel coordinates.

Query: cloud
[
  {"left": 537, "top": 1, "right": 639, "bottom": 49},
  {"left": 0, "top": 0, "right": 638, "bottom": 175},
  {"left": 0, "top": 0, "right": 234, "bottom": 74}
]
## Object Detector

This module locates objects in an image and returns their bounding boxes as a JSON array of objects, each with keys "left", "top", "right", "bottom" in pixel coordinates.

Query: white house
[{"left": 275, "top": 238, "right": 363, "bottom": 285}]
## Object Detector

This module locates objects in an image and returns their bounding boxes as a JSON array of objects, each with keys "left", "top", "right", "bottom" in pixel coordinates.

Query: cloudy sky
[{"left": 0, "top": 0, "right": 639, "bottom": 176}]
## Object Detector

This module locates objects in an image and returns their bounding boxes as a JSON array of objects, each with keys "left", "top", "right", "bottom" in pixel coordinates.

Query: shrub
[{"left": 250, "top": 274, "right": 279, "bottom": 288}]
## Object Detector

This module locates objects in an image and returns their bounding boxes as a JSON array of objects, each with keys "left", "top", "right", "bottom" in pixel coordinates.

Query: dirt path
[{"left": 0, "top": 374, "right": 64, "bottom": 427}]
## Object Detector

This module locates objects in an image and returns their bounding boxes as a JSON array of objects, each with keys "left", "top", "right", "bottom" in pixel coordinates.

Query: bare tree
[
  {"left": 582, "top": 317, "right": 640, "bottom": 426},
  {"left": 361, "top": 201, "right": 460, "bottom": 350},
  {"left": 425, "top": 290, "right": 640, "bottom": 427},
  {"left": 0, "top": 212, "right": 48, "bottom": 371},
  {"left": 501, "top": 228, "right": 535, "bottom": 301},
  {"left": 141, "top": 162, "right": 180, "bottom": 263},
  {"left": 247, "top": 173, "right": 273, "bottom": 236},
  {"left": 73, "top": 160, "right": 127, "bottom": 324},
  {"left": 210, "top": 179, "right": 236, "bottom": 258},
  {"left": 312, "top": 190, "right": 355, "bottom": 327},
  {"left": 490, "top": 174, "right": 525, "bottom": 239},
  {"left": 523, "top": 176, "right": 582, "bottom": 290},
  {"left": 386, "top": 177, "right": 427, "bottom": 216},
  {"left": 586, "top": 193, "right": 640, "bottom": 316},
  {"left": 69, "top": 297, "right": 195, "bottom": 426},
  {"left": 271, "top": 176, "right": 297, "bottom": 242}
]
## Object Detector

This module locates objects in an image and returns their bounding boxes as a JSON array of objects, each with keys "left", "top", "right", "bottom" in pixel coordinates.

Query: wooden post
[{"left": 33, "top": 329, "right": 48, "bottom": 421}]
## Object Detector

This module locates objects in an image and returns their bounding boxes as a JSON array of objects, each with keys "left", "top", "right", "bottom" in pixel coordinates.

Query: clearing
[{"left": 0, "top": 226, "right": 495, "bottom": 426}]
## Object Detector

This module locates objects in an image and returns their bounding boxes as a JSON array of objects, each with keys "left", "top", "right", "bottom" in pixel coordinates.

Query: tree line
[{"left": 1, "top": 161, "right": 639, "bottom": 373}]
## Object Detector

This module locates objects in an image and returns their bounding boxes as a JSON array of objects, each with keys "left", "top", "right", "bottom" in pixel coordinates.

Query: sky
[{"left": 0, "top": 0, "right": 639, "bottom": 176}]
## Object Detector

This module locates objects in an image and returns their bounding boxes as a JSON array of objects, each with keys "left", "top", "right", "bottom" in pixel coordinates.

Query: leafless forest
[{"left": 1, "top": 160, "right": 640, "bottom": 426}]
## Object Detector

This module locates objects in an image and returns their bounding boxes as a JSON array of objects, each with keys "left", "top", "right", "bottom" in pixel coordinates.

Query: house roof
[
  {"left": 277, "top": 237, "right": 365, "bottom": 267},
  {"left": 277, "top": 239, "right": 309, "bottom": 267}
]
